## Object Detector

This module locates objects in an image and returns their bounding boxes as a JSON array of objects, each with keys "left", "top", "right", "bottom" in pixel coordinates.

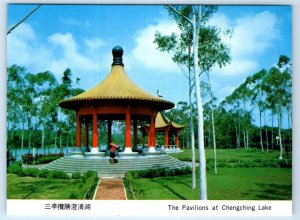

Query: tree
[
  {"left": 262, "top": 56, "right": 292, "bottom": 160},
  {"left": 155, "top": 5, "right": 231, "bottom": 193},
  {"left": 30, "top": 71, "right": 58, "bottom": 149},
  {"left": 7, "top": 65, "right": 27, "bottom": 149}
]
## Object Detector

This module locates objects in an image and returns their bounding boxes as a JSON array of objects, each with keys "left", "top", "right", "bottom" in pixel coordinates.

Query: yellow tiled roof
[
  {"left": 155, "top": 111, "right": 186, "bottom": 129},
  {"left": 59, "top": 65, "right": 174, "bottom": 110},
  {"left": 143, "top": 111, "right": 185, "bottom": 130}
]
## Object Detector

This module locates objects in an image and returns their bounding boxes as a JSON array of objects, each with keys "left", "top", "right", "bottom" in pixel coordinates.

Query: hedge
[{"left": 22, "top": 153, "right": 64, "bottom": 165}]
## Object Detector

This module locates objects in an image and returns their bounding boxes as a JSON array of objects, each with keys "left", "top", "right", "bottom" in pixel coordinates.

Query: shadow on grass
[
  {"left": 246, "top": 183, "right": 292, "bottom": 200},
  {"left": 12, "top": 179, "right": 73, "bottom": 199},
  {"left": 151, "top": 178, "right": 187, "bottom": 200}
]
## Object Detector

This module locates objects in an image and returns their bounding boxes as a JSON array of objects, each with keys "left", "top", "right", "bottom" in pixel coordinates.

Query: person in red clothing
[{"left": 109, "top": 143, "right": 118, "bottom": 165}]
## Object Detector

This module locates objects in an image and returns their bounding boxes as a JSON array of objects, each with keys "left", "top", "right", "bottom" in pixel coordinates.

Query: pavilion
[
  {"left": 141, "top": 111, "right": 186, "bottom": 150},
  {"left": 59, "top": 46, "right": 176, "bottom": 157}
]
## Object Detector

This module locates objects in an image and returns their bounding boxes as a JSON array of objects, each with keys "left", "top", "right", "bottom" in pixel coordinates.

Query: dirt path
[{"left": 94, "top": 178, "right": 127, "bottom": 200}]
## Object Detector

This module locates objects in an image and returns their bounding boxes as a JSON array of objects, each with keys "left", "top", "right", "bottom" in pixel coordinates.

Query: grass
[
  {"left": 125, "top": 148, "right": 292, "bottom": 200},
  {"left": 7, "top": 174, "right": 84, "bottom": 199},
  {"left": 125, "top": 167, "right": 292, "bottom": 200},
  {"left": 170, "top": 148, "right": 292, "bottom": 162}
]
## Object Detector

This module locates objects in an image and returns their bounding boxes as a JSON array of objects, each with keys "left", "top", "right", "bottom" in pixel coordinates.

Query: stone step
[
  {"left": 49, "top": 161, "right": 181, "bottom": 167},
  {"left": 50, "top": 159, "right": 180, "bottom": 166},
  {"left": 46, "top": 164, "right": 184, "bottom": 171},
  {"left": 43, "top": 155, "right": 188, "bottom": 176}
]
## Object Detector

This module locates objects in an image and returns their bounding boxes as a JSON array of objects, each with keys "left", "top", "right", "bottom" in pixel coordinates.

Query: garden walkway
[{"left": 94, "top": 178, "right": 127, "bottom": 200}]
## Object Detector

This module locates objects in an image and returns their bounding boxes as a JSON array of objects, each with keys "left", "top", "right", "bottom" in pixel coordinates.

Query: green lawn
[
  {"left": 126, "top": 167, "right": 292, "bottom": 200},
  {"left": 7, "top": 174, "right": 84, "bottom": 199},
  {"left": 170, "top": 148, "right": 292, "bottom": 162}
]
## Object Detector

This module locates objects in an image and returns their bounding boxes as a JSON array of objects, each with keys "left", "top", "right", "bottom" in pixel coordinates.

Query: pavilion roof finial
[{"left": 112, "top": 46, "right": 124, "bottom": 66}]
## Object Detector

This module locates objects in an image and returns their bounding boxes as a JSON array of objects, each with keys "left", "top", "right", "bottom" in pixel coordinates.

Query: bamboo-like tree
[
  {"left": 154, "top": 5, "right": 231, "bottom": 191},
  {"left": 262, "top": 56, "right": 292, "bottom": 160}
]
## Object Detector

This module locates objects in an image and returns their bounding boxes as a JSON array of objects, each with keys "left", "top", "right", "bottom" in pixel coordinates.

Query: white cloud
[
  {"left": 130, "top": 19, "right": 181, "bottom": 73},
  {"left": 7, "top": 23, "right": 52, "bottom": 72},
  {"left": 231, "top": 11, "right": 279, "bottom": 58},
  {"left": 7, "top": 23, "right": 104, "bottom": 87},
  {"left": 84, "top": 37, "right": 105, "bottom": 56},
  {"left": 210, "top": 11, "right": 279, "bottom": 76},
  {"left": 47, "top": 32, "right": 97, "bottom": 75}
]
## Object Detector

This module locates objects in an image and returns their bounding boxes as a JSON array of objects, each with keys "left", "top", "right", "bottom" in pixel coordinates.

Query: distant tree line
[
  {"left": 166, "top": 55, "right": 292, "bottom": 155},
  {"left": 7, "top": 65, "right": 84, "bottom": 150}
]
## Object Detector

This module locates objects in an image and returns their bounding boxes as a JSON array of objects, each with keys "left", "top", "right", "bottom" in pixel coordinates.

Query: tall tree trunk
[
  {"left": 193, "top": 6, "right": 207, "bottom": 200},
  {"left": 21, "top": 120, "right": 24, "bottom": 150},
  {"left": 211, "top": 110, "right": 217, "bottom": 174},
  {"left": 208, "top": 123, "right": 211, "bottom": 148},
  {"left": 246, "top": 128, "right": 249, "bottom": 149},
  {"left": 271, "top": 114, "right": 274, "bottom": 150},
  {"left": 243, "top": 129, "right": 246, "bottom": 148},
  {"left": 189, "top": 73, "right": 196, "bottom": 189},
  {"left": 54, "top": 132, "right": 57, "bottom": 149},
  {"left": 287, "top": 109, "right": 292, "bottom": 152},
  {"left": 233, "top": 118, "right": 238, "bottom": 149},
  {"left": 59, "top": 133, "right": 62, "bottom": 150},
  {"left": 264, "top": 111, "right": 269, "bottom": 152},
  {"left": 206, "top": 73, "right": 217, "bottom": 175},
  {"left": 28, "top": 130, "right": 31, "bottom": 149},
  {"left": 21, "top": 130, "right": 24, "bottom": 150},
  {"left": 238, "top": 111, "right": 241, "bottom": 149},
  {"left": 277, "top": 109, "right": 283, "bottom": 160},
  {"left": 259, "top": 108, "right": 264, "bottom": 152},
  {"left": 42, "top": 126, "right": 45, "bottom": 149}
]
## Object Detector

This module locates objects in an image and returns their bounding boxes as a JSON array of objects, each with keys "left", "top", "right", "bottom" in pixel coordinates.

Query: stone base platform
[
  {"left": 42, "top": 154, "right": 189, "bottom": 177},
  {"left": 118, "top": 152, "right": 139, "bottom": 158},
  {"left": 85, "top": 152, "right": 106, "bottom": 158}
]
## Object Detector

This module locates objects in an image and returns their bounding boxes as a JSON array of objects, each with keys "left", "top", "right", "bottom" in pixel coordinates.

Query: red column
[
  {"left": 108, "top": 120, "right": 112, "bottom": 145},
  {"left": 76, "top": 113, "right": 81, "bottom": 148},
  {"left": 148, "top": 129, "right": 151, "bottom": 146},
  {"left": 165, "top": 130, "right": 169, "bottom": 148},
  {"left": 133, "top": 119, "right": 138, "bottom": 147},
  {"left": 84, "top": 122, "right": 89, "bottom": 147},
  {"left": 176, "top": 130, "right": 179, "bottom": 148},
  {"left": 149, "top": 114, "right": 155, "bottom": 147},
  {"left": 125, "top": 107, "right": 131, "bottom": 148},
  {"left": 92, "top": 111, "right": 98, "bottom": 148}
]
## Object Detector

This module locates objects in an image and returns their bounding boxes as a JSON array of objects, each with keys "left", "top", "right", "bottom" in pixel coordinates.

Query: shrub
[
  {"left": 7, "top": 161, "right": 22, "bottom": 174},
  {"left": 35, "top": 156, "right": 61, "bottom": 164},
  {"left": 20, "top": 153, "right": 64, "bottom": 165},
  {"left": 22, "top": 153, "right": 34, "bottom": 164},
  {"left": 39, "top": 169, "right": 50, "bottom": 178},
  {"left": 254, "top": 158, "right": 263, "bottom": 163},
  {"left": 279, "top": 160, "right": 292, "bottom": 168},
  {"left": 47, "top": 170, "right": 69, "bottom": 179},
  {"left": 82, "top": 170, "right": 97, "bottom": 180},
  {"left": 226, "top": 158, "right": 239, "bottom": 163},
  {"left": 7, "top": 161, "right": 28, "bottom": 176},
  {"left": 71, "top": 172, "right": 82, "bottom": 179},
  {"left": 125, "top": 166, "right": 191, "bottom": 179},
  {"left": 24, "top": 168, "right": 40, "bottom": 177},
  {"left": 74, "top": 171, "right": 98, "bottom": 200}
]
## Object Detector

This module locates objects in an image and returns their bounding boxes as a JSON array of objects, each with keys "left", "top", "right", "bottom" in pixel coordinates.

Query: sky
[{"left": 6, "top": 4, "right": 292, "bottom": 107}]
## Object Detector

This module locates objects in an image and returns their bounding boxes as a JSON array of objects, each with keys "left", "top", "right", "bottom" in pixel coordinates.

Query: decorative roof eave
[
  {"left": 141, "top": 111, "right": 187, "bottom": 131},
  {"left": 59, "top": 97, "right": 174, "bottom": 111}
]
